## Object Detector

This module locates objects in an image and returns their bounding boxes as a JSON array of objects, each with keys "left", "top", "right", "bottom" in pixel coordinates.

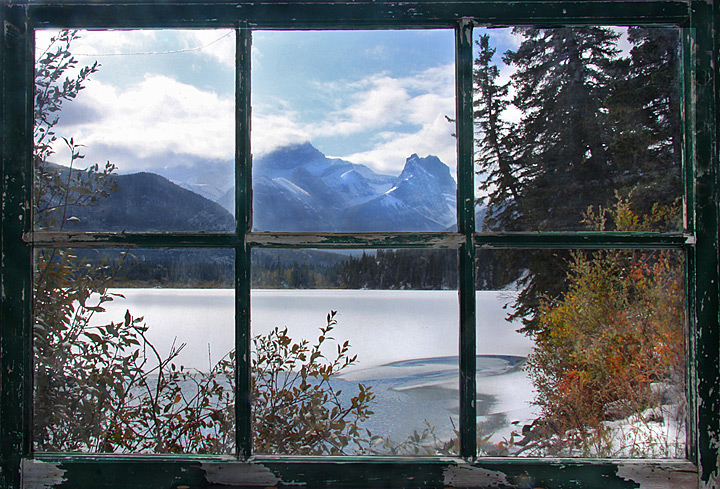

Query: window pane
[
  {"left": 33, "top": 248, "right": 235, "bottom": 454},
  {"left": 251, "top": 248, "right": 459, "bottom": 455},
  {"left": 250, "top": 30, "right": 457, "bottom": 232},
  {"left": 475, "top": 247, "right": 686, "bottom": 458},
  {"left": 473, "top": 27, "right": 682, "bottom": 232},
  {"left": 34, "top": 29, "right": 235, "bottom": 232}
]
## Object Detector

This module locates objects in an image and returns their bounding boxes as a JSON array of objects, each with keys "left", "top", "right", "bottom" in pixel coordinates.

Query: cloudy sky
[{"left": 36, "top": 28, "right": 518, "bottom": 179}]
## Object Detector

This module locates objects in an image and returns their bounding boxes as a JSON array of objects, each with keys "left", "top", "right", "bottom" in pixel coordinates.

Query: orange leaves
[{"left": 525, "top": 197, "right": 684, "bottom": 454}]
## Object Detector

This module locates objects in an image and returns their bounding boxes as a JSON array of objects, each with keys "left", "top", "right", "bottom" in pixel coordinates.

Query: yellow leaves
[{"left": 529, "top": 199, "right": 685, "bottom": 451}]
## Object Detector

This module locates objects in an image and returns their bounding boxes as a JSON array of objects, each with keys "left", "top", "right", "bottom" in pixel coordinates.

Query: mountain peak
[
  {"left": 399, "top": 153, "right": 455, "bottom": 191},
  {"left": 259, "top": 142, "right": 325, "bottom": 171}
]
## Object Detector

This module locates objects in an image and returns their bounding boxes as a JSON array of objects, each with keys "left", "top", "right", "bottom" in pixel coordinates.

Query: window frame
[{"left": 1, "top": 1, "right": 716, "bottom": 488}]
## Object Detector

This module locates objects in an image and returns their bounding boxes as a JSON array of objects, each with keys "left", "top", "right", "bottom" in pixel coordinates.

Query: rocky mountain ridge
[{"left": 46, "top": 142, "right": 458, "bottom": 233}]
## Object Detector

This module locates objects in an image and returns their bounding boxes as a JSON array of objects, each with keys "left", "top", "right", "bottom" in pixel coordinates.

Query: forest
[{"left": 105, "top": 248, "right": 462, "bottom": 290}]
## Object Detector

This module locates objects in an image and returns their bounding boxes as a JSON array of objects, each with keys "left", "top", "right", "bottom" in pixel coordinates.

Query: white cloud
[
  {"left": 183, "top": 30, "right": 235, "bottom": 66},
  {"left": 36, "top": 29, "right": 234, "bottom": 66},
  {"left": 54, "top": 75, "right": 234, "bottom": 172},
  {"left": 251, "top": 112, "right": 311, "bottom": 155},
  {"left": 62, "top": 30, "right": 158, "bottom": 57},
  {"left": 311, "top": 75, "right": 411, "bottom": 137},
  {"left": 341, "top": 113, "right": 456, "bottom": 176},
  {"left": 251, "top": 63, "right": 456, "bottom": 175}
]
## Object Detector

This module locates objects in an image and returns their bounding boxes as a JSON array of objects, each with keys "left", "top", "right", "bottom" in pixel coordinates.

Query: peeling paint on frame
[
  {"left": 201, "top": 462, "right": 281, "bottom": 487},
  {"left": 20, "top": 461, "right": 65, "bottom": 489},
  {"left": 616, "top": 463, "right": 697, "bottom": 489},
  {"left": 443, "top": 464, "right": 511, "bottom": 488}
]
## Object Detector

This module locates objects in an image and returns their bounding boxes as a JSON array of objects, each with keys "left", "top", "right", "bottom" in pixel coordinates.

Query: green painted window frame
[{"left": 1, "top": 1, "right": 717, "bottom": 488}]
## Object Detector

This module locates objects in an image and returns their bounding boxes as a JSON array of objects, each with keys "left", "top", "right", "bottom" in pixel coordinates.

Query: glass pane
[
  {"left": 473, "top": 27, "right": 682, "bottom": 232},
  {"left": 33, "top": 248, "right": 235, "bottom": 454},
  {"left": 250, "top": 30, "right": 457, "bottom": 232},
  {"left": 475, "top": 247, "right": 686, "bottom": 458},
  {"left": 251, "top": 248, "right": 459, "bottom": 455},
  {"left": 34, "top": 29, "right": 235, "bottom": 232}
]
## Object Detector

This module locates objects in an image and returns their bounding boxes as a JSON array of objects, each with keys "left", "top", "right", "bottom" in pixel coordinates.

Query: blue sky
[{"left": 36, "top": 28, "right": 518, "bottom": 178}]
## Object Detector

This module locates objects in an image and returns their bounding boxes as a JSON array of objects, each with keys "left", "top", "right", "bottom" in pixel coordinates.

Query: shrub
[
  {"left": 523, "top": 196, "right": 685, "bottom": 456},
  {"left": 252, "top": 312, "right": 376, "bottom": 455}
]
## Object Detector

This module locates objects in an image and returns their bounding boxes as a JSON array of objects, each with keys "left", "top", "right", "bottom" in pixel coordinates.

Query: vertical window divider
[
  {"left": 1, "top": 8, "right": 33, "bottom": 489},
  {"left": 235, "top": 25, "right": 253, "bottom": 460},
  {"left": 456, "top": 18, "right": 477, "bottom": 461},
  {"left": 689, "top": 0, "right": 720, "bottom": 482},
  {"left": 681, "top": 25, "right": 698, "bottom": 464}
]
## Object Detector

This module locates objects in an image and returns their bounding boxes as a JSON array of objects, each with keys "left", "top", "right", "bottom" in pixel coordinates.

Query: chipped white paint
[
  {"left": 617, "top": 462, "right": 697, "bottom": 489},
  {"left": 202, "top": 462, "right": 281, "bottom": 486},
  {"left": 443, "top": 464, "right": 511, "bottom": 488},
  {"left": 21, "top": 460, "right": 66, "bottom": 489},
  {"left": 460, "top": 18, "right": 473, "bottom": 42}
]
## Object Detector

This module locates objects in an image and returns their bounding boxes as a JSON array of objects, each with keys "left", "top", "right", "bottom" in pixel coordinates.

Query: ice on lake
[{"left": 97, "top": 288, "right": 537, "bottom": 448}]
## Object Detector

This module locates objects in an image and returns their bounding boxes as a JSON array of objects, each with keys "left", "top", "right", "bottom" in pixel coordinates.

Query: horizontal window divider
[
  {"left": 474, "top": 232, "right": 694, "bottom": 249},
  {"left": 26, "top": 231, "right": 694, "bottom": 249},
  {"left": 246, "top": 232, "right": 466, "bottom": 248},
  {"left": 25, "top": 455, "right": 697, "bottom": 488},
  {"left": 26, "top": 0, "right": 689, "bottom": 29},
  {"left": 24, "top": 231, "right": 238, "bottom": 248}
]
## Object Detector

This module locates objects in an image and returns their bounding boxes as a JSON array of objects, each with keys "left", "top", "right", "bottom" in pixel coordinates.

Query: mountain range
[
  {"left": 54, "top": 142, "right": 458, "bottom": 233},
  {"left": 251, "top": 143, "right": 456, "bottom": 232}
]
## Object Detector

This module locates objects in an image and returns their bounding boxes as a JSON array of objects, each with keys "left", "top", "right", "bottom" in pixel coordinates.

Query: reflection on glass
[
  {"left": 250, "top": 30, "right": 457, "bottom": 232},
  {"left": 33, "top": 29, "right": 235, "bottom": 232},
  {"left": 475, "top": 246, "right": 686, "bottom": 458},
  {"left": 473, "top": 26, "right": 682, "bottom": 232},
  {"left": 251, "top": 248, "right": 459, "bottom": 455},
  {"left": 33, "top": 248, "right": 235, "bottom": 454}
]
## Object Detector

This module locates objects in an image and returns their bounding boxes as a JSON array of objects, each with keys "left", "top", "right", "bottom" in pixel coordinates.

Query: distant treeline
[
  {"left": 100, "top": 248, "right": 517, "bottom": 290},
  {"left": 252, "top": 249, "right": 458, "bottom": 290}
]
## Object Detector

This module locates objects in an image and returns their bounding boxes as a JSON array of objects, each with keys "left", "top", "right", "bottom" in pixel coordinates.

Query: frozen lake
[
  {"left": 103, "top": 288, "right": 534, "bottom": 370},
  {"left": 98, "top": 288, "right": 537, "bottom": 449}
]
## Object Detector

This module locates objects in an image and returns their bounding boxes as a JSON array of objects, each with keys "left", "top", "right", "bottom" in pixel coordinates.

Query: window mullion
[
  {"left": 456, "top": 18, "right": 477, "bottom": 461},
  {"left": 689, "top": 0, "right": 720, "bottom": 483},
  {"left": 235, "top": 25, "right": 253, "bottom": 460},
  {"left": 681, "top": 26, "right": 699, "bottom": 464},
  {"left": 1, "top": 5, "right": 34, "bottom": 486}
]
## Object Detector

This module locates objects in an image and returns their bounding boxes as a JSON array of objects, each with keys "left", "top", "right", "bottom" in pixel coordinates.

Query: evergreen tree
[
  {"left": 474, "top": 27, "right": 681, "bottom": 333},
  {"left": 476, "top": 27, "right": 621, "bottom": 332},
  {"left": 473, "top": 34, "right": 522, "bottom": 231},
  {"left": 606, "top": 27, "right": 682, "bottom": 221},
  {"left": 505, "top": 26, "right": 621, "bottom": 231}
]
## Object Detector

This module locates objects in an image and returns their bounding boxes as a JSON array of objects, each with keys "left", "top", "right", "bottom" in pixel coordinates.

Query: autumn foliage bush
[{"left": 524, "top": 197, "right": 685, "bottom": 456}]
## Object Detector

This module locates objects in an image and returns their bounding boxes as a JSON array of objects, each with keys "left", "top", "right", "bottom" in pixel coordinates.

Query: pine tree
[
  {"left": 606, "top": 27, "right": 682, "bottom": 223},
  {"left": 474, "top": 27, "right": 680, "bottom": 333},
  {"left": 473, "top": 33, "right": 522, "bottom": 231},
  {"left": 505, "top": 26, "right": 621, "bottom": 231},
  {"left": 473, "top": 28, "right": 620, "bottom": 332}
]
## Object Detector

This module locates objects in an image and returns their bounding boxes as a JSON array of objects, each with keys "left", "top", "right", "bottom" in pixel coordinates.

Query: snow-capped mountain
[
  {"left": 342, "top": 154, "right": 456, "bottom": 231},
  {"left": 67, "top": 142, "right": 458, "bottom": 233},
  {"left": 155, "top": 158, "right": 234, "bottom": 203},
  {"left": 219, "top": 142, "right": 457, "bottom": 232}
]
